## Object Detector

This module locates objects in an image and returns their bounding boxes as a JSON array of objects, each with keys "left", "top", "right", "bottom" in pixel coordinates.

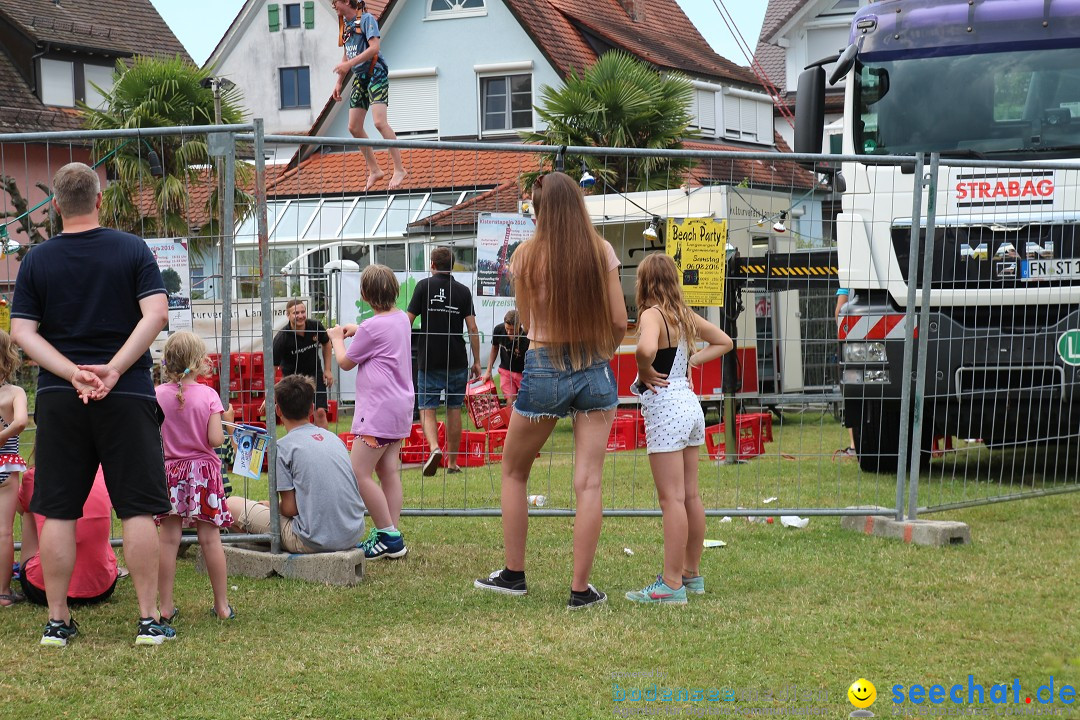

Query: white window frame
[
  {"left": 40, "top": 58, "right": 75, "bottom": 107},
  {"left": 83, "top": 64, "right": 114, "bottom": 110},
  {"left": 475, "top": 61, "right": 534, "bottom": 137},
  {"left": 720, "top": 87, "right": 774, "bottom": 146},
  {"left": 426, "top": 0, "right": 486, "bottom": 20},
  {"left": 690, "top": 80, "right": 723, "bottom": 138}
]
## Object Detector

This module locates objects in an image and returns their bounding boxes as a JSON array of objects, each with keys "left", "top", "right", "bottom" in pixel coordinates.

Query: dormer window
[
  {"left": 427, "top": 0, "right": 486, "bottom": 19},
  {"left": 39, "top": 57, "right": 114, "bottom": 108}
]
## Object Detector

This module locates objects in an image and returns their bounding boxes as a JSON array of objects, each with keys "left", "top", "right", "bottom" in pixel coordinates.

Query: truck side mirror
[{"left": 794, "top": 66, "right": 826, "bottom": 154}]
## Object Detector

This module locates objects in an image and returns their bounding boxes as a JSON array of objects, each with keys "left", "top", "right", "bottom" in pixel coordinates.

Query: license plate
[{"left": 1021, "top": 259, "right": 1080, "bottom": 280}]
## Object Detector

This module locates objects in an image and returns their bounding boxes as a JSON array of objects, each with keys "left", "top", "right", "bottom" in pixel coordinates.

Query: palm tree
[
  {"left": 521, "top": 50, "right": 697, "bottom": 192},
  {"left": 81, "top": 55, "right": 252, "bottom": 258}
]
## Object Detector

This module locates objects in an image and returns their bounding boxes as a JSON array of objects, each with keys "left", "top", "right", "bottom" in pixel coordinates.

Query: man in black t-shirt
[
  {"left": 272, "top": 299, "right": 333, "bottom": 428},
  {"left": 11, "top": 162, "right": 173, "bottom": 646},
  {"left": 406, "top": 247, "right": 481, "bottom": 475}
]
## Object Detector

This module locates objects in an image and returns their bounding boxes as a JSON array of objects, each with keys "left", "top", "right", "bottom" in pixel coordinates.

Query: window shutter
[
  {"left": 723, "top": 93, "right": 741, "bottom": 138},
  {"left": 757, "top": 100, "right": 773, "bottom": 145},
  {"left": 268, "top": 3, "right": 280, "bottom": 31},
  {"left": 387, "top": 75, "right": 439, "bottom": 134},
  {"left": 740, "top": 98, "right": 757, "bottom": 140},
  {"left": 303, "top": 1, "right": 315, "bottom": 28},
  {"left": 694, "top": 89, "right": 715, "bottom": 134}
]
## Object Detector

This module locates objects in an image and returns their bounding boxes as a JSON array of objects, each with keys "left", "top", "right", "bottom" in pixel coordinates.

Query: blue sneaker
[
  {"left": 135, "top": 617, "right": 177, "bottom": 645},
  {"left": 40, "top": 617, "right": 79, "bottom": 647},
  {"left": 682, "top": 575, "right": 705, "bottom": 595},
  {"left": 361, "top": 530, "right": 408, "bottom": 560},
  {"left": 625, "top": 576, "right": 688, "bottom": 605}
]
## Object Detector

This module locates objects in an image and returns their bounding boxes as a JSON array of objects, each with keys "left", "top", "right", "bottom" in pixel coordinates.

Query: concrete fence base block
[
  {"left": 840, "top": 507, "right": 971, "bottom": 547},
  {"left": 194, "top": 544, "right": 366, "bottom": 586}
]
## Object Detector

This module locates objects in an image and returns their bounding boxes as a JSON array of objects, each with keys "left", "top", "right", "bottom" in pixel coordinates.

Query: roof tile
[{"left": 0, "top": 0, "right": 190, "bottom": 59}]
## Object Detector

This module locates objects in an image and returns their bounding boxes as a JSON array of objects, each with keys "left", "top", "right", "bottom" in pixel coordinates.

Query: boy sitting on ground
[{"left": 226, "top": 375, "right": 366, "bottom": 552}]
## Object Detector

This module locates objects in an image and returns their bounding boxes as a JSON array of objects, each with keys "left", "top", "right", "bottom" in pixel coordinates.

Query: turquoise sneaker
[
  {"left": 682, "top": 575, "right": 705, "bottom": 595},
  {"left": 625, "top": 576, "right": 688, "bottom": 605}
]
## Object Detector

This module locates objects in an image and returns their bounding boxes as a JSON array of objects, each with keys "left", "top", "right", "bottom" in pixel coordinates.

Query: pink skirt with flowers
[{"left": 157, "top": 457, "right": 233, "bottom": 529}]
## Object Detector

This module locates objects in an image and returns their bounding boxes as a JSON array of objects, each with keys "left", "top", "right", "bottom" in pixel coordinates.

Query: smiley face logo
[{"left": 848, "top": 678, "right": 877, "bottom": 709}]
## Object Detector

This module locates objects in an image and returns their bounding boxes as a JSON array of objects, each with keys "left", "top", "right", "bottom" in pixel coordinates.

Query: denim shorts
[
  {"left": 513, "top": 348, "right": 618, "bottom": 419},
  {"left": 417, "top": 367, "right": 469, "bottom": 410}
]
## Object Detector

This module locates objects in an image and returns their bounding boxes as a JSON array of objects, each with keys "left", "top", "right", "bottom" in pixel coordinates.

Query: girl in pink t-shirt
[
  {"left": 328, "top": 264, "right": 414, "bottom": 560},
  {"left": 155, "top": 332, "right": 234, "bottom": 620}
]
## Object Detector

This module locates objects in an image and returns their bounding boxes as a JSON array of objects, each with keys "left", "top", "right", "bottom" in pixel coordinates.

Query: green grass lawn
[
  {"left": 5, "top": 411, "right": 1079, "bottom": 719},
  {"left": 2, "top": 494, "right": 1078, "bottom": 718}
]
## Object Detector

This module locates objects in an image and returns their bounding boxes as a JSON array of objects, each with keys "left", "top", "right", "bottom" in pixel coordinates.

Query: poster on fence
[
  {"left": 145, "top": 238, "right": 193, "bottom": 332},
  {"left": 232, "top": 426, "right": 268, "bottom": 480},
  {"left": 665, "top": 217, "right": 728, "bottom": 306},
  {"left": 475, "top": 213, "right": 534, "bottom": 298}
]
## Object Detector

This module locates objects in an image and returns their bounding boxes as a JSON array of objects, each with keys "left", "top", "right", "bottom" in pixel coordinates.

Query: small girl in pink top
[
  {"left": 328, "top": 264, "right": 414, "bottom": 560},
  {"left": 155, "top": 331, "right": 234, "bottom": 620}
]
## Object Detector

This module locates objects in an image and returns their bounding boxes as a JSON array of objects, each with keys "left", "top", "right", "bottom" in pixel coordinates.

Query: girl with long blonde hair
[
  {"left": 627, "top": 253, "right": 732, "bottom": 604},
  {"left": 474, "top": 171, "right": 628, "bottom": 609}
]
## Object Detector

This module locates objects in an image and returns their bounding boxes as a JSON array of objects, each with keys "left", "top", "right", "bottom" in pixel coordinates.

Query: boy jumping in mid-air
[{"left": 331, "top": 0, "right": 407, "bottom": 191}]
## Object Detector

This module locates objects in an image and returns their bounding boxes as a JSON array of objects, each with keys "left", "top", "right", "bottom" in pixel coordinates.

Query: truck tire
[{"left": 853, "top": 399, "right": 901, "bottom": 474}]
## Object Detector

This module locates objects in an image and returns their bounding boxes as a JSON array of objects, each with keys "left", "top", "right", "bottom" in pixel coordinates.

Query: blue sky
[{"left": 151, "top": 0, "right": 767, "bottom": 70}]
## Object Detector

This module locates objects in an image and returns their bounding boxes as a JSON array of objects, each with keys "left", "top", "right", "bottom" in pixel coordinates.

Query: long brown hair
[
  {"left": 635, "top": 253, "right": 698, "bottom": 359},
  {"left": 514, "top": 171, "right": 617, "bottom": 369}
]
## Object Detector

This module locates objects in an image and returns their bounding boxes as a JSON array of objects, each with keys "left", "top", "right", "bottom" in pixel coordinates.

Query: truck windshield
[{"left": 855, "top": 46, "right": 1080, "bottom": 158}]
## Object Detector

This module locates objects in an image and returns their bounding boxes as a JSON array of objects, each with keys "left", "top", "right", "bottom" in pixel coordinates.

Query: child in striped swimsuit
[{"left": 0, "top": 330, "right": 28, "bottom": 606}]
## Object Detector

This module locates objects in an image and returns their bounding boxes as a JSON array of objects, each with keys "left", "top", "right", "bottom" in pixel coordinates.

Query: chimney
[{"left": 619, "top": 0, "right": 645, "bottom": 22}]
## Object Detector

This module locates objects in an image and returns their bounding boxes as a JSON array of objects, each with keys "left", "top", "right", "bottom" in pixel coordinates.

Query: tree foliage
[
  {"left": 81, "top": 55, "right": 254, "bottom": 258},
  {"left": 521, "top": 51, "right": 698, "bottom": 192}
]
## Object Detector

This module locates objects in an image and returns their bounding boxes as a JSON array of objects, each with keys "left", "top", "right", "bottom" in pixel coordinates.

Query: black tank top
[{"left": 648, "top": 308, "right": 678, "bottom": 376}]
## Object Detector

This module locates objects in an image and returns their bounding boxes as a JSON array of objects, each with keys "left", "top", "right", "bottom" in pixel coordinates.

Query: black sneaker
[
  {"left": 40, "top": 617, "right": 79, "bottom": 647},
  {"left": 473, "top": 569, "right": 528, "bottom": 595},
  {"left": 422, "top": 449, "right": 443, "bottom": 477},
  {"left": 135, "top": 617, "right": 177, "bottom": 645},
  {"left": 568, "top": 584, "right": 607, "bottom": 610}
]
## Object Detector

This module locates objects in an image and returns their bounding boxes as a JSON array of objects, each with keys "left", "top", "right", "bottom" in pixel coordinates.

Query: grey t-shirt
[{"left": 276, "top": 424, "right": 366, "bottom": 551}]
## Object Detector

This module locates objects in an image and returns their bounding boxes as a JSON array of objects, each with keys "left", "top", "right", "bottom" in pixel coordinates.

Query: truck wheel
[{"left": 853, "top": 399, "right": 901, "bottom": 474}]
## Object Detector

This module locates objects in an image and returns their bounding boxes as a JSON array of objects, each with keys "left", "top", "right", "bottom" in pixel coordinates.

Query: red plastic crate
[
  {"left": 240, "top": 402, "right": 265, "bottom": 423},
  {"left": 606, "top": 416, "right": 641, "bottom": 452},
  {"left": 740, "top": 412, "right": 773, "bottom": 443},
  {"left": 338, "top": 432, "right": 357, "bottom": 451},
  {"left": 444, "top": 431, "right": 486, "bottom": 467},
  {"left": 274, "top": 367, "right": 283, "bottom": 384},
  {"left": 481, "top": 406, "right": 513, "bottom": 431},
  {"left": 326, "top": 399, "right": 338, "bottom": 423},
  {"left": 704, "top": 418, "right": 765, "bottom": 461},
  {"left": 400, "top": 422, "right": 445, "bottom": 464},
  {"left": 466, "top": 379, "right": 502, "bottom": 429},
  {"left": 616, "top": 409, "right": 647, "bottom": 448},
  {"left": 487, "top": 429, "right": 507, "bottom": 463}
]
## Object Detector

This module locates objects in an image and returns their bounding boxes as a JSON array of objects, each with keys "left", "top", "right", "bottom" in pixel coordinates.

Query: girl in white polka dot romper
[{"left": 627, "top": 253, "right": 732, "bottom": 605}]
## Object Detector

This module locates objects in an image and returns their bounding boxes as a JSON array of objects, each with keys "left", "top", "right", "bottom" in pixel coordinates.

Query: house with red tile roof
[
  {"left": 210, "top": 0, "right": 823, "bottom": 321},
  {"left": 0, "top": 0, "right": 191, "bottom": 293}
]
